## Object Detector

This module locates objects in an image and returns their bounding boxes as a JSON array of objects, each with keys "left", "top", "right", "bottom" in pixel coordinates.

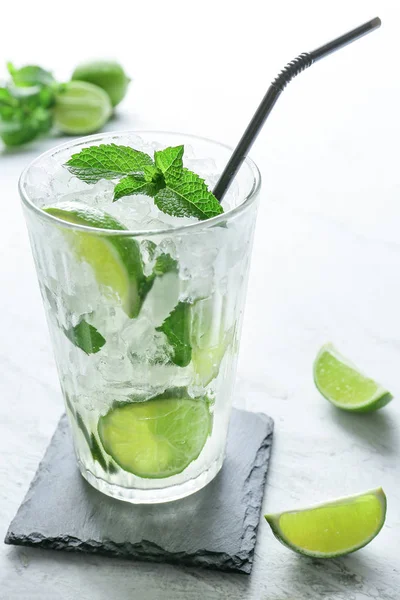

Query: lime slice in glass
[
  {"left": 192, "top": 336, "right": 231, "bottom": 386},
  {"left": 98, "top": 393, "right": 212, "bottom": 478},
  {"left": 313, "top": 344, "right": 393, "bottom": 412},
  {"left": 190, "top": 297, "right": 232, "bottom": 386},
  {"left": 265, "top": 488, "right": 386, "bottom": 558},
  {"left": 54, "top": 81, "right": 112, "bottom": 135},
  {"left": 44, "top": 201, "right": 148, "bottom": 318}
]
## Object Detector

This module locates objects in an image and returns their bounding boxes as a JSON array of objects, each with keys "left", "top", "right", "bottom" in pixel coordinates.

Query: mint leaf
[
  {"left": 76, "top": 412, "right": 108, "bottom": 471},
  {"left": 114, "top": 175, "right": 157, "bottom": 201},
  {"left": 108, "top": 461, "right": 119, "bottom": 474},
  {"left": 65, "top": 144, "right": 154, "bottom": 184},
  {"left": 63, "top": 319, "right": 106, "bottom": 354},
  {"left": 154, "top": 146, "right": 222, "bottom": 219},
  {"left": 113, "top": 167, "right": 165, "bottom": 201},
  {"left": 66, "top": 396, "right": 109, "bottom": 471},
  {"left": 155, "top": 145, "right": 184, "bottom": 183},
  {"left": 143, "top": 164, "right": 161, "bottom": 182},
  {"left": 7, "top": 63, "right": 55, "bottom": 87},
  {"left": 89, "top": 432, "right": 109, "bottom": 470},
  {"left": 140, "top": 251, "right": 178, "bottom": 293},
  {"left": 156, "top": 302, "right": 192, "bottom": 367},
  {"left": 153, "top": 253, "right": 178, "bottom": 276},
  {"left": 155, "top": 168, "right": 223, "bottom": 220}
]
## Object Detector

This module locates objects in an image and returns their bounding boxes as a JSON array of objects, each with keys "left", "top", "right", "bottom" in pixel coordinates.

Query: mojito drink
[{"left": 21, "top": 132, "right": 260, "bottom": 503}]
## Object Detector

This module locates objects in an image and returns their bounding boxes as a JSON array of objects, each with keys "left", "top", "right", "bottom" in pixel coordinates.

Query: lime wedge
[
  {"left": 44, "top": 201, "right": 149, "bottom": 318},
  {"left": 192, "top": 337, "right": 231, "bottom": 386},
  {"left": 98, "top": 392, "right": 212, "bottom": 478},
  {"left": 313, "top": 344, "right": 393, "bottom": 412},
  {"left": 265, "top": 488, "right": 386, "bottom": 558},
  {"left": 190, "top": 298, "right": 232, "bottom": 386}
]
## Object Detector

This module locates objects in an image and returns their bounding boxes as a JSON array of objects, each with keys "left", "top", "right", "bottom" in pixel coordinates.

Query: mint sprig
[
  {"left": 155, "top": 168, "right": 223, "bottom": 220},
  {"left": 0, "top": 63, "right": 57, "bottom": 147},
  {"left": 64, "top": 143, "right": 223, "bottom": 221},
  {"left": 0, "top": 83, "right": 54, "bottom": 146},
  {"left": 154, "top": 145, "right": 184, "bottom": 183}
]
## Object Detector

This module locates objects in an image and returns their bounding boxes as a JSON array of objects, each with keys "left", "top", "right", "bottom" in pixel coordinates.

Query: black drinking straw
[{"left": 213, "top": 17, "right": 381, "bottom": 202}]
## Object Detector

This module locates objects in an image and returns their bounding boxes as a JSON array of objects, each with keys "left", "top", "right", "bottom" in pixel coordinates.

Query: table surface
[{"left": 1, "top": 1, "right": 400, "bottom": 598}]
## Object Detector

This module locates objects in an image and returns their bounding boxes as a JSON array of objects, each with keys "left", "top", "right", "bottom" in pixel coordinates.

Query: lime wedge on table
[
  {"left": 44, "top": 202, "right": 148, "bottom": 318},
  {"left": 265, "top": 488, "right": 386, "bottom": 558},
  {"left": 313, "top": 344, "right": 393, "bottom": 412},
  {"left": 98, "top": 393, "right": 212, "bottom": 478}
]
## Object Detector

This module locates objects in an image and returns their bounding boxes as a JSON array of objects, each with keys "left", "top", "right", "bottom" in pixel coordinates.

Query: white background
[{"left": 1, "top": 1, "right": 400, "bottom": 598}]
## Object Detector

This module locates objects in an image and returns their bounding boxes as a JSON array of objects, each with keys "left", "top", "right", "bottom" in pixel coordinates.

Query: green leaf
[
  {"left": 108, "top": 461, "right": 119, "bottom": 474},
  {"left": 0, "top": 83, "right": 54, "bottom": 147},
  {"left": 90, "top": 433, "right": 109, "bottom": 470},
  {"left": 143, "top": 164, "right": 161, "bottom": 182},
  {"left": 156, "top": 302, "right": 192, "bottom": 367},
  {"left": 63, "top": 319, "right": 106, "bottom": 354},
  {"left": 76, "top": 412, "right": 108, "bottom": 471},
  {"left": 154, "top": 168, "right": 223, "bottom": 220},
  {"left": 113, "top": 175, "right": 157, "bottom": 201},
  {"left": 139, "top": 251, "right": 178, "bottom": 294},
  {"left": 65, "top": 144, "right": 154, "bottom": 184},
  {"left": 113, "top": 167, "right": 165, "bottom": 201},
  {"left": 153, "top": 253, "right": 178, "bottom": 276},
  {"left": 0, "top": 120, "right": 39, "bottom": 146},
  {"left": 154, "top": 145, "right": 184, "bottom": 183},
  {"left": 7, "top": 63, "right": 55, "bottom": 87}
]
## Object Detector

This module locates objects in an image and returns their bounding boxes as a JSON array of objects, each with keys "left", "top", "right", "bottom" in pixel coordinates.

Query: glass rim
[{"left": 19, "top": 130, "right": 261, "bottom": 238}]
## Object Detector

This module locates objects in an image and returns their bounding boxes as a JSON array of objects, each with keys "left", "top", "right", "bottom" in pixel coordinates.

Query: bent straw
[{"left": 213, "top": 17, "right": 381, "bottom": 201}]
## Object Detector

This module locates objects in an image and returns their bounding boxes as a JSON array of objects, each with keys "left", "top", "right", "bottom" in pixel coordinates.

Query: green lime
[
  {"left": 54, "top": 81, "right": 112, "bottom": 135},
  {"left": 98, "top": 393, "right": 212, "bottom": 478},
  {"left": 190, "top": 298, "right": 231, "bottom": 386},
  {"left": 314, "top": 344, "right": 393, "bottom": 412},
  {"left": 71, "top": 60, "right": 130, "bottom": 107},
  {"left": 265, "top": 488, "right": 386, "bottom": 558},
  {"left": 192, "top": 338, "right": 230, "bottom": 386},
  {"left": 44, "top": 201, "right": 147, "bottom": 318}
]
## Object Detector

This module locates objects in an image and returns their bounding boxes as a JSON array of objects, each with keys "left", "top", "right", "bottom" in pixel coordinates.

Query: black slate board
[{"left": 5, "top": 408, "right": 274, "bottom": 574}]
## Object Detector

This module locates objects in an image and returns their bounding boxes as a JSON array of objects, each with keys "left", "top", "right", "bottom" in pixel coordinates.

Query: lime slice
[
  {"left": 192, "top": 337, "right": 231, "bottom": 386},
  {"left": 313, "top": 344, "right": 393, "bottom": 412},
  {"left": 44, "top": 201, "right": 148, "bottom": 318},
  {"left": 98, "top": 393, "right": 212, "bottom": 478},
  {"left": 54, "top": 81, "right": 112, "bottom": 135},
  {"left": 190, "top": 297, "right": 232, "bottom": 386},
  {"left": 265, "top": 488, "right": 386, "bottom": 558}
]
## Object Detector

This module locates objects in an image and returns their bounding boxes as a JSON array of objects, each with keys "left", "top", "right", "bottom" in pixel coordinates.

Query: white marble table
[{"left": 1, "top": 2, "right": 400, "bottom": 598}]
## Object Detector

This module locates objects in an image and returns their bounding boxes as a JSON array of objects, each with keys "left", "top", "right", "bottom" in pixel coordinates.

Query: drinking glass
[{"left": 20, "top": 131, "right": 261, "bottom": 503}]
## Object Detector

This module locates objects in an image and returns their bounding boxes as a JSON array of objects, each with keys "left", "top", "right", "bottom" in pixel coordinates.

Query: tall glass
[{"left": 20, "top": 131, "right": 261, "bottom": 503}]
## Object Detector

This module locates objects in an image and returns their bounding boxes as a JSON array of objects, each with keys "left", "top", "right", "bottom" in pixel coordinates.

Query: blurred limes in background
[{"left": 0, "top": 59, "right": 131, "bottom": 147}]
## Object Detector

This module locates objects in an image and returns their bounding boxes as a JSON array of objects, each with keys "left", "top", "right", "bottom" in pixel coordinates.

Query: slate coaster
[{"left": 5, "top": 408, "right": 274, "bottom": 574}]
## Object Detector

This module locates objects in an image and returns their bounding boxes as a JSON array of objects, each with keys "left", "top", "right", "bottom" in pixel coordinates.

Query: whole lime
[
  {"left": 71, "top": 60, "right": 130, "bottom": 107},
  {"left": 54, "top": 81, "right": 112, "bottom": 135}
]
